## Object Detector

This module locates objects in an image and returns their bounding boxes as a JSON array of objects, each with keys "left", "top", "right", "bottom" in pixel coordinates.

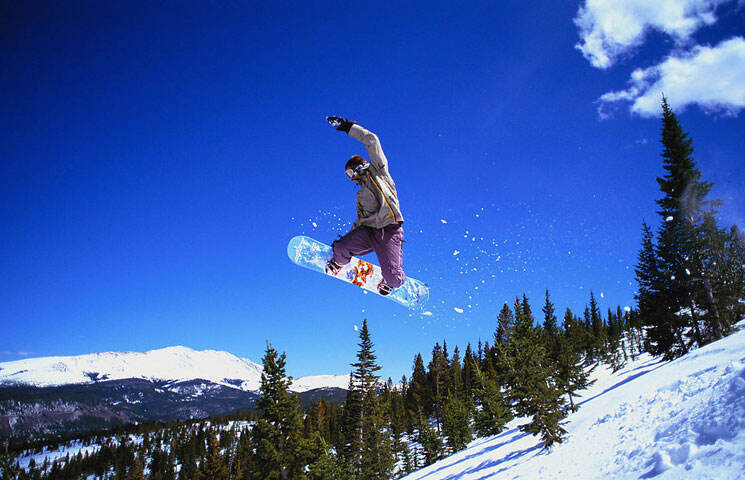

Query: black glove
[{"left": 326, "top": 116, "right": 355, "bottom": 133}]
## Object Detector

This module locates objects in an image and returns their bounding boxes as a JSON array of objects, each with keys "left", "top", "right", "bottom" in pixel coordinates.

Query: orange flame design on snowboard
[{"left": 352, "top": 259, "right": 374, "bottom": 287}]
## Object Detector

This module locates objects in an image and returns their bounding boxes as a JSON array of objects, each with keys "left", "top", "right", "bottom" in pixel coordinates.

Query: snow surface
[
  {"left": 0, "top": 346, "right": 347, "bottom": 393},
  {"left": 402, "top": 321, "right": 745, "bottom": 480},
  {"left": 289, "top": 374, "right": 350, "bottom": 392}
]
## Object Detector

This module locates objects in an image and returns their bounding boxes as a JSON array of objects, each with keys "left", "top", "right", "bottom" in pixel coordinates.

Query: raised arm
[
  {"left": 348, "top": 124, "right": 388, "bottom": 171},
  {"left": 327, "top": 116, "right": 389, "bottom": 171}
]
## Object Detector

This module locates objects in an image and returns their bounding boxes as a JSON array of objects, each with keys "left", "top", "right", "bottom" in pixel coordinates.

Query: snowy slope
[
  {"left": 289, "top": 374, "right": 350, "bottom": 392},
  {"left": 0, "top": 346, "right": 348, "bottom": 393},
  {"left": 403, "top": 321, "right": 745, "bottom": 480}
]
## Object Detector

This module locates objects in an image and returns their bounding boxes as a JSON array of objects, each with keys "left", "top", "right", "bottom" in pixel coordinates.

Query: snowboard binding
[
  {"left": 325, "top": 259, "right": 342, "bottom": 276},
  {"left": 377, "top": 279, "right": 393, "bottom": 296}
]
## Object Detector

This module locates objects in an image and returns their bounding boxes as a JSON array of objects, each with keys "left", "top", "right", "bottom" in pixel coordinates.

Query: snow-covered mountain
[
  {"left": 402, "top": 320, "right": 745, "bottom": 480},
  {"left": 0, "top": 346, "right": 350, "bottom": 442},
  {"left": 0, "top": 346, "right": 348, "bottom": 393},
  {"left": 290, "top": 374, "right": 351, "bottom": 392}
]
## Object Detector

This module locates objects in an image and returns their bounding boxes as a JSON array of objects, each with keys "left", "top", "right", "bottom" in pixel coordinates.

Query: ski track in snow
[{"left": 402, "top": 321, "right": 745, "bottom": 480}]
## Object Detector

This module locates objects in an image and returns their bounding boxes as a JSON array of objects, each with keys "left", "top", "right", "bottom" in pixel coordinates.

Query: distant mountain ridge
[
  {"left": 0, "top": 346, "right": 350, "bottom": 443},
  {"left": 0, "top": 345, "right": 349, "bottom": 393}
]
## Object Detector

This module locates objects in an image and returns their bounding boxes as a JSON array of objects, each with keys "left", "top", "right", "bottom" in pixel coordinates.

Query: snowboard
[{"left": 287, "top": 235, "right": 429, "bottom": 310}]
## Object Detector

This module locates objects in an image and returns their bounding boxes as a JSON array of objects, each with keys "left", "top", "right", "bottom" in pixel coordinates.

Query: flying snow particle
[
  {"left": 441, "top": 219, "right": 448, "bottom": 224},
  {"left": 354, "top": 325, "right": 359, "bottom": 331},
  {"left": 601, "top": 292, "right": 604, "bottom": 298},
  {"left": 686, "top": 269, "right": 691, "bottom": 275},
  {"left": 624, "top": 306, "right": 632, "bottom": 312},
  {"left": 312, "top": 222, "right": 317, "bottom": 228},
  {"left": 666, "top": 216, "right": 674, "bottom": 222},
  {"left": 422, "top": 311, "right": 433, "bottom": 316},
  {"left": 453, "top": 250, "right": 460, "bottom": 256},
  {"left": 454, "top": 307, "right": 464, "bottom": 314}
]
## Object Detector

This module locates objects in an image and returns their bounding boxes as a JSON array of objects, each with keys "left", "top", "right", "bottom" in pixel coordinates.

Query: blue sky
[{"left": 2, "top": 1, "right": 744, "bottom": 381}]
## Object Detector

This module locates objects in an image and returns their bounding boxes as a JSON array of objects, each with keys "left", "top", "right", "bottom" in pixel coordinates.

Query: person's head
[{"left": 345, "top": 155, "right": 368, "bottom": 181}]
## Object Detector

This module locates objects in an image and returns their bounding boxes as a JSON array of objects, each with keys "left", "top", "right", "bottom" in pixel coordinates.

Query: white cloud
[
  {"left": 598, "top": 37, "right": 745, "bottom": 117},
  {"left": 575, "top": 0, "right": 733, "bottom": 69}
]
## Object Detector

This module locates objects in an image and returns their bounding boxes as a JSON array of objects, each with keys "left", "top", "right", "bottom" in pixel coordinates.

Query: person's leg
[
  {"left": 372, "top": 225, "right": 405, "bottom": 288},
  {"left": 332, "top": 227, "right": 374, "bottom": 266}
]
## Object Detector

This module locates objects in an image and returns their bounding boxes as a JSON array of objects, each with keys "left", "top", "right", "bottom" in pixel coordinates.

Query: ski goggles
[{"left": 345, "top": 162, "right": 369, "bottom": 180}]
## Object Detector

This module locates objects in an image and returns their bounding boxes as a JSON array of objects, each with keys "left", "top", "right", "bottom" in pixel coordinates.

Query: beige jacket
[{"left": 348, "top": 124, "right": 404, "bottom": 229}]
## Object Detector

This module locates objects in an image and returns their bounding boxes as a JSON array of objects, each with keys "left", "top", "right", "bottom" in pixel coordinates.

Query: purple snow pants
[{"left": 332, "top": 224, "right": 405, "bottom": 288}]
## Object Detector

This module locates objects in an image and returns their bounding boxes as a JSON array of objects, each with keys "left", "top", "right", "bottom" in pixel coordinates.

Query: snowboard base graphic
[{"left": 287, "top": 235, "right": 429, "bottom": 310}]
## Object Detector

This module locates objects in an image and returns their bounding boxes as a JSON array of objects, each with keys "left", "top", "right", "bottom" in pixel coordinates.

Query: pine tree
[
  {"left": 343, "top": 319, "right": 394, "bottom": 480},
  {"left": 250, "top": 343, "right": 310, "bottom": 480},
  {"left": 495, "top": 303, "right": 515, "bottom": 348},
  {"left": 461, "top": 344, "right": 476, "bottom": 408},
  {"left": 405, "top": 353, "right": 428, "bottom": 423},
  {"left": 503, "top": 295, "right": 567, "bottom": 447},
  {"left": 427, "top": 343, "right": 448, "bottom": 430},
  {"left": 306, "top": 434, "right": 347, "bottom": 480},
  {"left": 451, "top": 346, "right": 463, "bottom": 396},
  {"left": 359, "top": 394, "right": 394, "bottom": 480},
  {"left": 639, "top": 98, "right": 742, "bottom": 358},
  {"left": 234, "top": 428, "right": 256, "bottom": 480},
  {"left": 441, "top": 393, "right": 472, "bottom": 452},
  {"left": 636, "top": 221, "right": 676, "bottom": 356},
  {"left": 556, "top": 314, "right": 596, "bottom": 412},
  {"left": 126, "top": 453, "right": 145, "bottom": 480},
  {"left": 589, "top": 291, "right": 604, "bottom": 353},
  {"left": 492, "top": 303, "right": 515, "bottom": 384},
  {"left": 720, "top": 226, "right": 745, "bottom": 323},
  {"left": 693, "top": 216, "right": 745, "bottom": 341},
  {"left": 658, "top": 98, "right": 723, "bottom": 345},
  {"left": 0, "top": 442, "right": 20, "bottom": 480},
  {"left": 542, "top": 290, "right": 558, "bottom": 337},
  {"left": 415, "top": 409, "right": 445, "bottom": 466},
  {"left": 471, "top": 364, "right": 513, "bottom": 437},
  {"left": 197, "top": 432, "right": 229, "bottom": 480},
  {"left": 542, "top": 289, "right": 559, "bottom": 362}
]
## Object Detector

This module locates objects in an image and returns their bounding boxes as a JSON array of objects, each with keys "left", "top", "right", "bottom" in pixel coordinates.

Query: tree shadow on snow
[
  {"left": 416, "top": 428, "right": 531, "bottom": 479},
  {"left": 616, "top": 358, "right": 661, "bottom": 377},
  {"left": 578, "top": 361, "right": 665, "bottom": 408},
  {"left": 447, "top": 441, "right": 544, "bottom": 480}
]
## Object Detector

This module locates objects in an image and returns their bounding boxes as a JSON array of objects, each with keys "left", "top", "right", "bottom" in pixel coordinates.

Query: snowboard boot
[
  {"left": 377, "top": 279, "right": 393, "bottom": 296},
  {"left": 325, "top": 259, "right": 342, "bottom": 276}
]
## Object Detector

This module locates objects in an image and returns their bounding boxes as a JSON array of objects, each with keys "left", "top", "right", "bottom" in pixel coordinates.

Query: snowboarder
[{"left": 324, "top": 116, "right": 405, "bottom": 296}]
